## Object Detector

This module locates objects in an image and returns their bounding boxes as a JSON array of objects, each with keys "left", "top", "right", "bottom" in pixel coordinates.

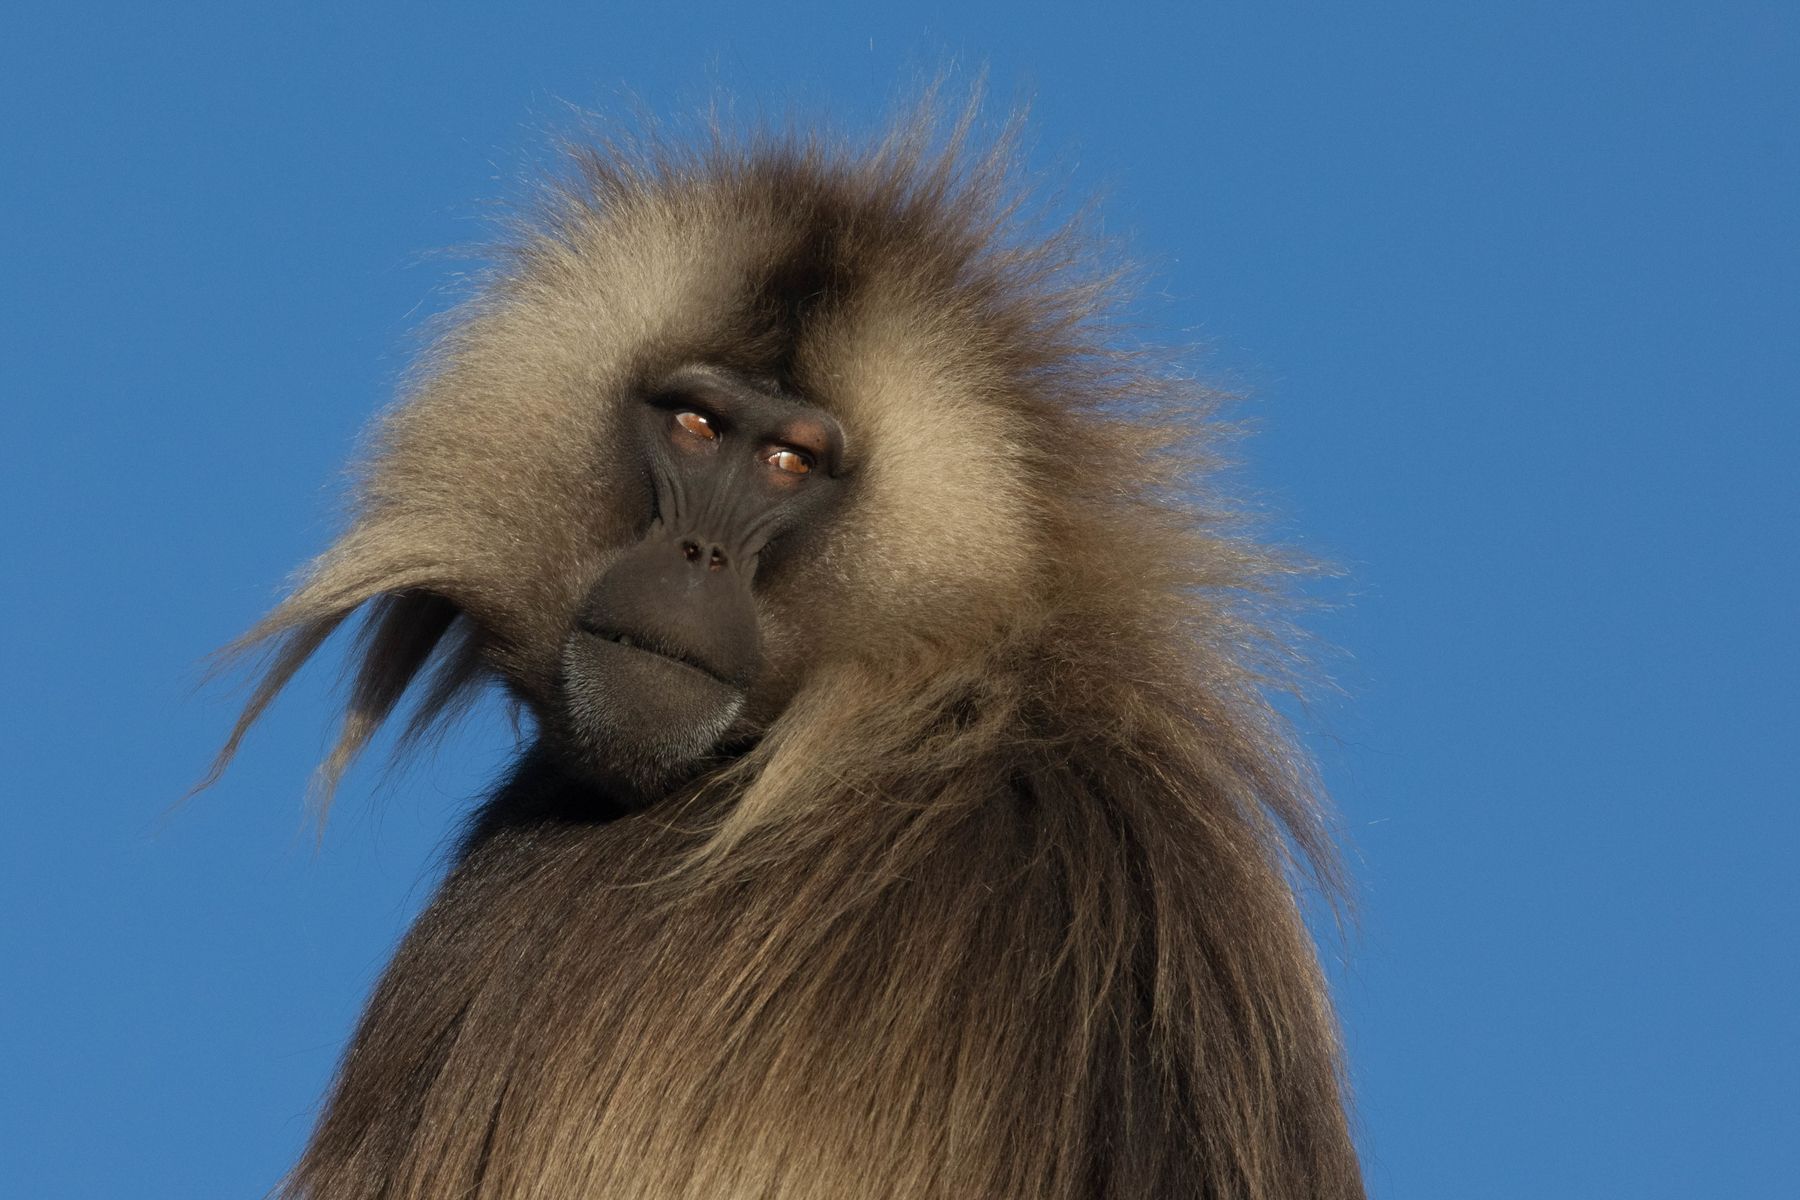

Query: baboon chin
[
  {"left": 211, "top": 106, "right": 1365, "bottom": 1200},
  {"left": 556, "top": 627, "right": 745, "bottom": 797}
]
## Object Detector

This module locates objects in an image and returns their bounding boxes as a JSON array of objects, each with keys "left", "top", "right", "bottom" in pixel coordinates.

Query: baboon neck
[{"left": 454, "top": 743, "right": 654, "bottom": 859}]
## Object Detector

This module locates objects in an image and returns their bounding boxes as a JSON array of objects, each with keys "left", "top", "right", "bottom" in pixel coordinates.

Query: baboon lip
[{"left": 579, "top": 627, "right": 741, "bottom": 690}]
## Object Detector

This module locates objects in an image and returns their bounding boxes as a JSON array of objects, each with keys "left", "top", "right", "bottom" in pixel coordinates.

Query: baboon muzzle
[{"left": 575, "top": 528, "right": 764, "bottom": 690}]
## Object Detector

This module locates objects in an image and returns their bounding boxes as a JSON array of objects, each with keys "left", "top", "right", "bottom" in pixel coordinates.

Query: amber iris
[{"left": 767, "top": 448, "right": 811, "bottom": 475}]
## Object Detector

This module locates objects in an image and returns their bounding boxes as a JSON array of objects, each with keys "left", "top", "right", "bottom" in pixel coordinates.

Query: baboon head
[{"left": 211, "top": 117, "right": 1159, "bottom": 811}]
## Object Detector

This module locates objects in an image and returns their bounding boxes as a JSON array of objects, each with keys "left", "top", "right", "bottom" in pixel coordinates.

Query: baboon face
[{"left": 554, "top": 364, "right": 849, "bottom": 796}]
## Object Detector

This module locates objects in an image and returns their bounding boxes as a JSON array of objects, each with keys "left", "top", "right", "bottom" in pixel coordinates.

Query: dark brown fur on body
[{"left": 217, "top": 107, "right": 1363, "bottom": 1198}]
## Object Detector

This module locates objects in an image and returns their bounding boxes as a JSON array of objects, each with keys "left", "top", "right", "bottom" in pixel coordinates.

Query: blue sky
[{"left": 3, "top": 3, "right": 1795, "bottom": 1196}]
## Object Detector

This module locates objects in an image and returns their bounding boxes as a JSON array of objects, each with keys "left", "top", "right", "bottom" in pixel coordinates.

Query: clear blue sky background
[{"left": 3, "top": 3, "right": 1794, "bottom": 1196}]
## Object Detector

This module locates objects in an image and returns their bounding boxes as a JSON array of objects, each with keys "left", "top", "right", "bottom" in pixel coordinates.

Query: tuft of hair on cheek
[
  {"left": 800, "top": 291, "right": 1043, "bottom": 639},
  {"left": 365, "top": 196, "right": 786, "bottom": 671}
]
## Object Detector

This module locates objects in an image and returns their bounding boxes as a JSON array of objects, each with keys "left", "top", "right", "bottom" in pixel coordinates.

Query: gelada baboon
[{"left": 211, "top": 104, "right": 1364, "bottom": 1199}]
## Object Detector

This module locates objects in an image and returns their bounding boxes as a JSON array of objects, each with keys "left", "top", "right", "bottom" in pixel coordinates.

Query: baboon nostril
[
  {"left": 682, "top": 541, "right": 701, "bottom": 562},
  {"left": 709, "top": 548, "right": 725, "bottom": 571}
]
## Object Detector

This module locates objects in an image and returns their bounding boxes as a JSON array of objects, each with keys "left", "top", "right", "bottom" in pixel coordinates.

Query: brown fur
[{"left": 215, "top": 102, "right": 1364, "bottom": 1199}]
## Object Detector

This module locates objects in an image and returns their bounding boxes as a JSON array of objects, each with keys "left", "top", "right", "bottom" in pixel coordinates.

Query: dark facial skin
[{"left": 555, "top": 366, "right": 846, "bottom": 803}]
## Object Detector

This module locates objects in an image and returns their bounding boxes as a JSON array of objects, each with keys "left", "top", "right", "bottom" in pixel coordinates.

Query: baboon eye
[
  {"left": 766, "top": 448, "right": 812, "bottom": 476},
  {"left": 674, "top": 411, "right": 716, "bottom": 441}
]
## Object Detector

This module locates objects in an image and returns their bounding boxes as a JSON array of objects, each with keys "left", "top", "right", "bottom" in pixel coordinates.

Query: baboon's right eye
[{"left": 674, "top": 411, "right": 717, "bottom": 442}]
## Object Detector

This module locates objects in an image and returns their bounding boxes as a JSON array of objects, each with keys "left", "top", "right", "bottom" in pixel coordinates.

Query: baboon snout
[{"left": 576, "top": 532, "right": 763, "bottom": 689}]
